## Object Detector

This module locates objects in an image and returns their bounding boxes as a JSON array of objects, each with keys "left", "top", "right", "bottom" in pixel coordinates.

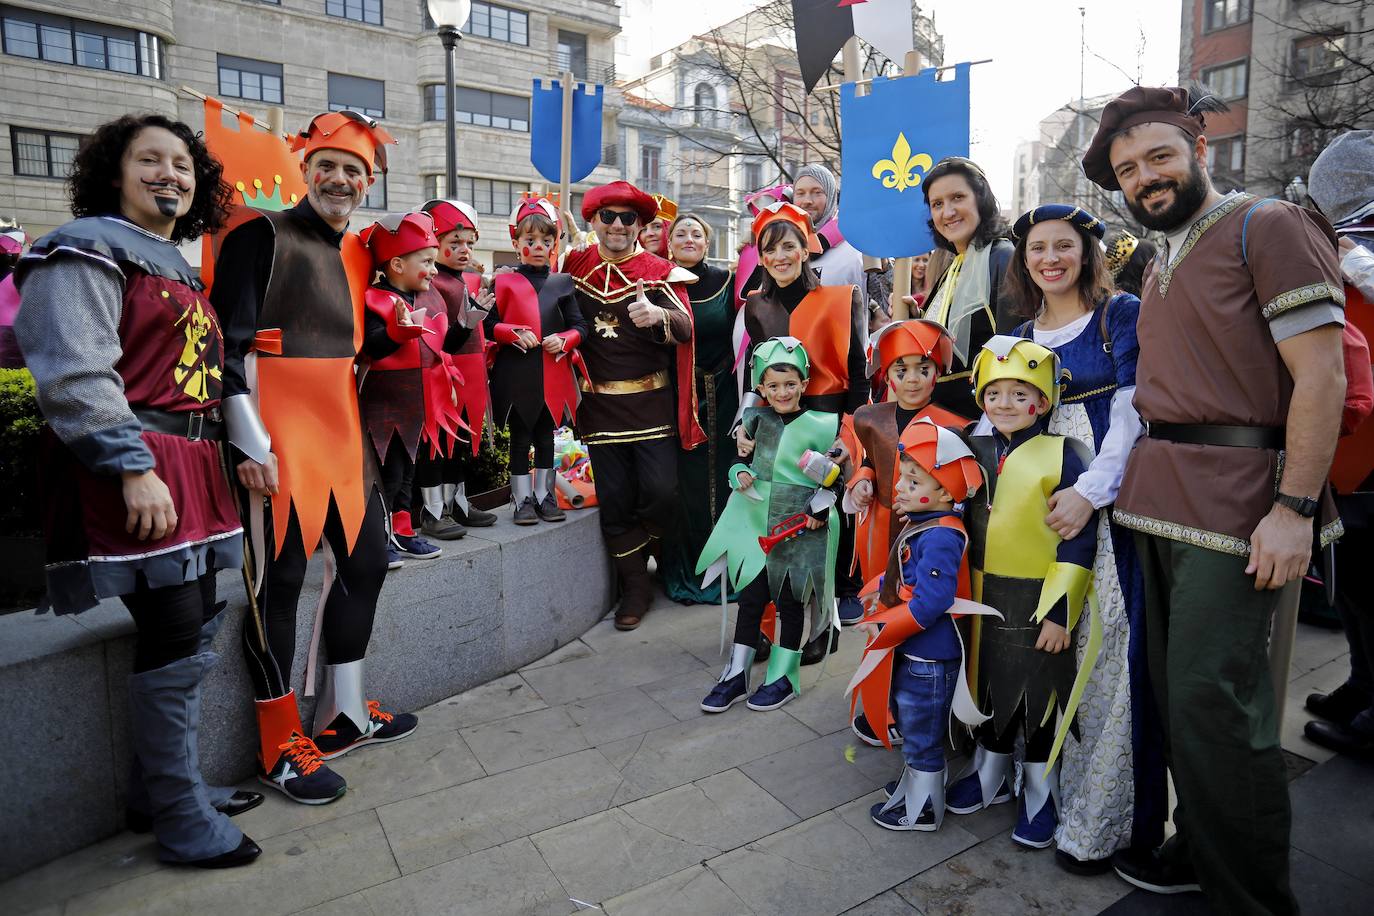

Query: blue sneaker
[
  {"left": 945, "top": 746, "right": 1013, "bottom": 814},
  {"left": 838, "top": 596, "right": 865, "bottom": 626},
  {"left": 386, "top": 546, "right": 405, "bottom": 570},
  {"left": 700, "top": 671, "right": 750, "bottom": 713},
  {"left": 746, "top": 676, "right": 797, "bottom": 711},
  {"left": 395, "top": 533, "right": 442, "bottom": 559},
  {"left": 1011, "top": 761, "right": 1059, "bottom": 848},
  {"left": 870, "top": 798, "right": 937, "bottom": 831}
]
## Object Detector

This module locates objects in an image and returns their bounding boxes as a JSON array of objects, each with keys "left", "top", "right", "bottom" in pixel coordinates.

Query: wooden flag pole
[
  {"left": 841, "top": 39, "right": 883, "bottom": 275},
  {"left": 889, "top": 49, "right": 922, "bottom": 320},
  {"left": 558, "top": 71, "right": 574, "bottom": 230}
]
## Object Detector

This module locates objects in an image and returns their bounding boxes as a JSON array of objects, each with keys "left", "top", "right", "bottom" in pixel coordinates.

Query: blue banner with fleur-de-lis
[{"left": 838, "top": 62, "right": 971, "bottom": 258}]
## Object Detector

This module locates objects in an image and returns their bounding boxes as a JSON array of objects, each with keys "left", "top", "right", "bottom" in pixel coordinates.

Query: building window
[
  {"left": 362, "top": 173, "right": 387, "bottom": 210},
  {"left": 422, "top": 1, "right": 527, "bottom": 43},
  {"left": 424, "top": 85, "right": 528, "bottom": 131},
  {"left": 11, "top": 126, "right": 80, "bottom": 178},
  {"left": 743, "top": 161, "right": 763, "bottom": 191},
  {"left": 556, "top": 30, "right": 589, "bottom": 80},
  {"left": 640, "top": 145, "right": 661, "bottom": 181},
  {"left": 1201, "top": 59, "right": 1247, "bottom": 100},
  {"left": 1292, "top": 33, "right": 1346, "bottom": 80},
  {"left": 328, "top": 73, "right": 384, "bottom": 119},
  {"left": 218, "top": 55, "right": 283, "bottom": 104},
  {"left": 693, "top": 83, "right": 717, "bottom": 127},
  {"left": 1206, "top": 134, "right": 1245, "bottom": 175},
  {"left": 1203, "top": 0, "right": 1250, "bottom": 31},
  {"left": 1287, "top": 123, "right": 1335, "bottom": 162},
  {"left": 2, "top": 7, "right": 162, "bottom": 77},
  {"left": 327, "top": 0, "right": 382, "bottom": 26},
  {"left": 458, "top": 176, "right": 523, "bottom": 216}
]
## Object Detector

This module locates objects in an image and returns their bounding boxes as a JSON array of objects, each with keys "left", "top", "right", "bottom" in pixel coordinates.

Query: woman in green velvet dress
[{"left": 661, "top": 213, "right": 739, "bottom": 603}]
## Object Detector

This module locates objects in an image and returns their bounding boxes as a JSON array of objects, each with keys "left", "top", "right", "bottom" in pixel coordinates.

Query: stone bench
[{"left": 0, "top": 507, "right": 611, "bottom": 882}]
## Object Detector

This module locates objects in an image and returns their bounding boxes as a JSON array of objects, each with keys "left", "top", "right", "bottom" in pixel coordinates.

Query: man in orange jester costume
[{"left": 213, "top": 110, "right": 418, "bottom": 806}]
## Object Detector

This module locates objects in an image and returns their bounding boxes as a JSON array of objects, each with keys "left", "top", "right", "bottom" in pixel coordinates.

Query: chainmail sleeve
[{"left": 15, "top": 255, "right": 153, "bottom": 475}]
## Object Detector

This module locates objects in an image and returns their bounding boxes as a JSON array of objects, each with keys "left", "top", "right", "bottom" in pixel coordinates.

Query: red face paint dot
[
  {"left": 442, "top": 248, "right": 452, "bottom": 258},
  {"left": 919, "top": 496, "right": 930, "bottom": 504},
  {"left": 521, "top": 246, "right": 532, "bottom": 258},
  {"left": 1028, "top": 404, "right": 1037, "bottom": 415}
]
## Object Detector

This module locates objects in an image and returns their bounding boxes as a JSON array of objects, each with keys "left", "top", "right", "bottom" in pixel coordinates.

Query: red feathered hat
[
  {"left": 421, "top": 198, "right": 479, "bottom": 237},
  {"left": 750, "top": 201, "right": 822, "bottom": 254},
  {"left": 869, "top": 319, "right": 955, "bottom": 378},
  {"left": 581, "top": 180, "right": 657, "bottom": 224},
  {"left": 896, "top": 418, "right": 983, "bottom": 502},
  {"left": 359, "top": 212, "right": 439, "bottom": 266},
  {"left": 292, "top": 110, "right": 397, "bottom": 175}
]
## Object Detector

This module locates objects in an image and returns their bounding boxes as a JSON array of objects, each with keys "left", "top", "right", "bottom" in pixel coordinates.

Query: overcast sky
[{"left": 620, "top": 0, "right": 1183, "bottom": 202}]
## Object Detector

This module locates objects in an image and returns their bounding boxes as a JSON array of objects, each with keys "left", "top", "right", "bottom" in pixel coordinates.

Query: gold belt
[{"left": 579, "top": 368, "right": 670, "bottom": 395}]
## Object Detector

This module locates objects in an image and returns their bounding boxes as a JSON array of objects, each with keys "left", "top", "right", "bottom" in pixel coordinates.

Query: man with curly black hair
[{"left": 13, "top": 113, "right": 262, "bottom": 868}]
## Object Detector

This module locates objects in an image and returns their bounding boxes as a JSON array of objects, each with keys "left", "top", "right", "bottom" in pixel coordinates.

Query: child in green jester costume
[
  {"left": 948, "top": 335, "right": 1102, "bottom": 850},
  {"left": 697, "top": 336, "right": 846, "bottom": 712}
]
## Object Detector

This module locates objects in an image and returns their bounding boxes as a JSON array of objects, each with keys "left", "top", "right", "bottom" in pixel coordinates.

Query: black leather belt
[
  {"left": 1147, "top": 422, "right": 1283, "bottom": 449},
  {"left": 133, "top": 407, "right": 223, "bottom": 442}
]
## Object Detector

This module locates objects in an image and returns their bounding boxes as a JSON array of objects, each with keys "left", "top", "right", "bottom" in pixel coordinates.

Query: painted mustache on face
[{"left": 142, "top": 179, "right": 191, "bottom": 217}]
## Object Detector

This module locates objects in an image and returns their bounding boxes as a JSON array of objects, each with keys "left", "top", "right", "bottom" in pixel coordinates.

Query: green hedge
[
  {"left": 468, "top": 421, "right": 510, "bottom": 493},
  {"left": 0, "top": 368, "right": 43, "bottom": 534}
]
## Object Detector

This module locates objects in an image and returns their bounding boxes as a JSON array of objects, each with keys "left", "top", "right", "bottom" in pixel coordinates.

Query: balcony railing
[
  {"left": 636, "top": 176, "right": 673, "bottom": 196},
  {"left": 551, "top": 50, "right": 615, "bottom": 85},
  {"left": 603, "top": 144, "right": 619, "bottom": 167}
]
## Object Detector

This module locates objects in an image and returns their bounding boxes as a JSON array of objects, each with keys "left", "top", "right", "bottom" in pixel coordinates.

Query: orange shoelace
[
  {"left": 278, "top": 731, "right": 325, "bottom": 775},
  {"left": 366, "top": 700, "right": 393, "bottom": 723}
]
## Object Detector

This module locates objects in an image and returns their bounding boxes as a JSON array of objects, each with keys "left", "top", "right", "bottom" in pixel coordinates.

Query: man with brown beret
[
  {"left": 1082, "top": 86, "right": 1346, "bottom": 913},
  {"left": 562, "top": 180, "right": 705, "bottom": 630}
]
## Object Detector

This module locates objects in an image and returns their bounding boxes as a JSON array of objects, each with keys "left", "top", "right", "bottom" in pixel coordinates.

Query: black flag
[{"left": 792, "top": 0, "right": 856, "bottom": 93}]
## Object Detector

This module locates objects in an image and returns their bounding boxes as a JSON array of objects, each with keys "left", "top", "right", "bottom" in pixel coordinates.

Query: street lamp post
[{"left": 427, "top": 1, "right": 472, "bottom": 198}]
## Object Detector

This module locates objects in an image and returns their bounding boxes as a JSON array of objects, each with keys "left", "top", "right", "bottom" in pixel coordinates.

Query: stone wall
[{"left": 0, "top": 508, "right": 611, "bottom": 882}]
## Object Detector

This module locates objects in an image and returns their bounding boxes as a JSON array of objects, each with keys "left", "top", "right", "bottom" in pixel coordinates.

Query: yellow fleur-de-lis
[{"left": 871, "top": 134, "right": 934, "bottom": 193}]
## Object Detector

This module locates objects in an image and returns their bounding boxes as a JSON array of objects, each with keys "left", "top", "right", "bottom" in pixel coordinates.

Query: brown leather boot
[{"left": 613, "top": 546, "right": 653, "bottom": 630}]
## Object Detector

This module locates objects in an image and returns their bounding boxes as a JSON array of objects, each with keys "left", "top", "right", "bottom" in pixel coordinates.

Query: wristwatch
[{"left": 1275, "top": 492, "right": 1319, "bottom": 518}]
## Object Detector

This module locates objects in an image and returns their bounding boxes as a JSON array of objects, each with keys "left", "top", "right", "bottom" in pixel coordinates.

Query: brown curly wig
[{"left": 67, "top": 113, "right": 233, "bottom": 245}]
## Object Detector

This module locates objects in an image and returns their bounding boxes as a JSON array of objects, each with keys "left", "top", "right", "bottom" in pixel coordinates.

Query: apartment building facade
[{"left": 1, "top": 0, "right": 623, "bottom": 267}]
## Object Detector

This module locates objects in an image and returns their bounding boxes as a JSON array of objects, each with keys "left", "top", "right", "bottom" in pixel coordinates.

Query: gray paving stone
[
  {"left": 460, "top": 706, "right": 590, "bottom": 774},
  {"left": 1291, "top": 847, "right": 1373, "bottom": 916},
  {"left": 521, "top": 638, "right": 596, "bottom": 671},
  {"left": 419, "top": 671, "right": 549, "bottom": 731},
  {"left": 0, "top": 828, "right": 160, "bottom": 916},
  {"left": 57, "top": 809, "right": 399, "bottom": 916},
  {"left": 709, "top": 793, "right": 979, "bottom": 916},
  {"left": 601, "top": 703, "right": 819, "bottom": 804},
  {"left": 1287, "top": 624, "right": 1351, "bottom": 681},
  {"left": 564, "top": 685, "right": 678, "bottom": 746},
  {"left": 779, "top": 670, "right": 865, "bottom": 737},
  {"left": 376, "top": 747, "right": 623, "bottom": 873},
  {"left": 532, "top": 769, "right": 798, "bottom": 903},
  {"left": 521, "top": 642, "right": 703, "bottom": 705},
  {"left": 841, "top": 890, "right": 922, "bottom": 914},
  {"left": 292, "top": 891, "right": 378, "bottom": 916},
  {"left": 639, "top": 662, "right": 735, "bottom": 721},
  {"left": 235, "top": 726, "right": 485, "bottom": 840},
  {"left": 601, "top": 863, "right": 754, "bottom": 916},
  {"left": 893, "top": 829, "right": 1128, "bottom": 916},
  {"left": 740, "top": 729, "right": 895, "bottom": 819},
  {"left": 1281, "top": 658, "right": 1349, "bottom": 763},
  {"left": 1289, "top": 753, "right": 1374, "bottom": 886},
  {"left": 359, "top": 837, "right": 577, "bottom": 916}
]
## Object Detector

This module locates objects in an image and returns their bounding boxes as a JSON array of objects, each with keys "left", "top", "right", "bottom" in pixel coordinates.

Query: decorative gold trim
[
  {"left": 584, "top": 429, "right": 675, "bottom": 445},
  {"left": 1112, "top": 509, "right": 1251, "bottom": 557},
  {"left": 1157, "top": 194, "right": 1253, "bottom": 298},
  {"left": 1261, "top": 282, "right": 1345, "bottom": 320},
  {"left": 1320, "top": 517, "right": 1345, "bottom": 549},
  {"left": 578, "top": 369, "right": 669, "bottom": 395},
  {"left": 1061, "top": 383, "right": 1118, "bottom": 404},
  {"left": 611, "top": 537, "right": 652, "bottom": 558}
]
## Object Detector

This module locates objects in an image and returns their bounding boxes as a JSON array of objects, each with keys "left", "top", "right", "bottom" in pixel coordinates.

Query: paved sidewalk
[{"left": 5, "top": 594, "right": 1370, "bottom": 915}]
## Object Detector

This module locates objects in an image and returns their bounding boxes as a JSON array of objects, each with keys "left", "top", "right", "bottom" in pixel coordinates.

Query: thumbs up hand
[{"left": 626, "top": 279, "right": 663, "bottom": 329}]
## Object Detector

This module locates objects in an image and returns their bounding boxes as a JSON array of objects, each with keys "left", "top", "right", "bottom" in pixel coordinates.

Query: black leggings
[
  {"left": 733, "top": 573, "right": 805, "bottom": 651},
  {"left": 379, "top": 438, "right": 415, "bottom": 515},
  {"left": 507, "top": 408, "right": 555, "bottom": 475},
  {"left": 242, "top": 493, "right": 389, "bottom": 699},
  {"left": 977, "top": 701, "right": 1055, "bottom": 761},
  {"left": 122, "top": 573, "right": 218, "bottom": 673}
]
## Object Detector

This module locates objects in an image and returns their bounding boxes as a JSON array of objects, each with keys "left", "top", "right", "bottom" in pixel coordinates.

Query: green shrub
[
  {"left": 0, "top": 368, "right": 43, "bottom": 534},
  {"left": 468, "top": 421, "right": 510, "bottom": 494}
]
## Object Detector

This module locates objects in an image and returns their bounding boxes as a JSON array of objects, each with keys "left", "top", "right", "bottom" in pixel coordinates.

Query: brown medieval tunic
[{"left": 1113, "top": 193, "right": 1345, "bottom": 554}]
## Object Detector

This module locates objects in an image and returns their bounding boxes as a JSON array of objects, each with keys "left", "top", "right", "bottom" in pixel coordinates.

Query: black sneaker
[
  {"left": 801, "top": 627, "right": 840, "bottom": 666},
  {"left": 1306, "top": 683, "right": 1371, "bottom": 726},
  {"left": 513, "top": 497, "right": 539, "bottom": 526},
  {"left": 258, "top": 733, "right": 347, "bottom": 805},
  {"left": 534, "top": 492, "right": 566, "bottom": 522},
  {"left": 422, "top": 514, "right": 467, "bottom": 540},
  {"left": 853, "top": 713, "right": 904, "bottom": 747},
  {"left": 453, "top": 503, "right": 498, "bottom": 527},
  {"left": 314, "top": 701, "right": 419, "bottom": 760},
  {"left": 1111, "top": 846, "right": 1202, "bottom": 895},
  {"left": 395, "top": 533, "right": 442, "bottom": 559}
]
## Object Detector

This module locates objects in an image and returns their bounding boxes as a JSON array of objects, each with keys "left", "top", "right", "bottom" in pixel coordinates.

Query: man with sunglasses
[
  {"left": 563, "top": 181, "right": 706, "bottom": 630},
  {"left": 212, "top": 110, "right": 419, "bottom": 807}
]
